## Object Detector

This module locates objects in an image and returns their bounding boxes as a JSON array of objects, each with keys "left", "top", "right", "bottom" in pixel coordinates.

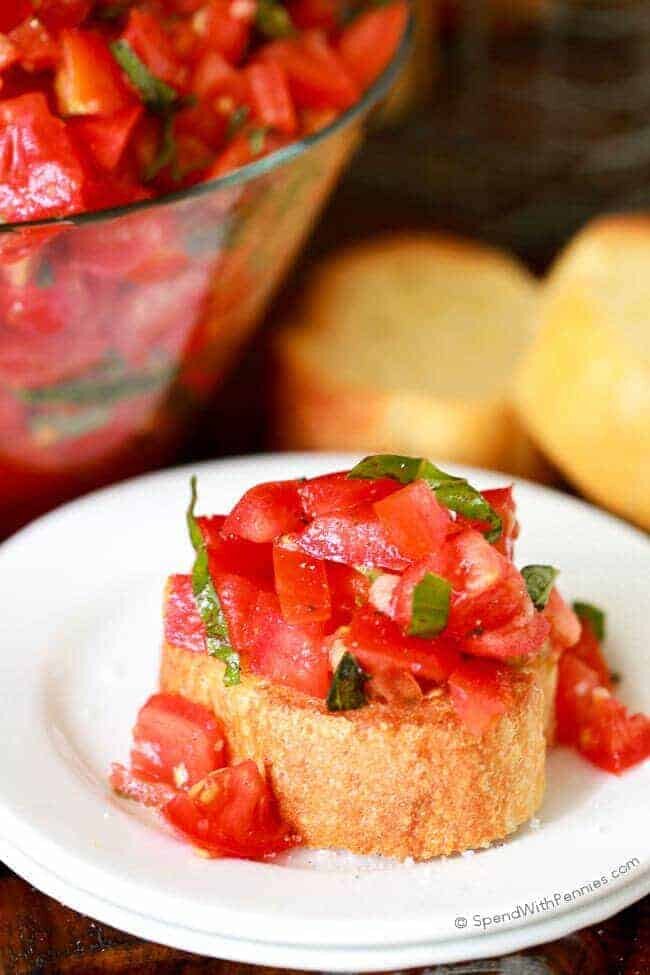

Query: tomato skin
[
  {"left": 191, "top": 48, "right": 247, "bottom": 100},
  {"left": 338, "top": 0, "right": 407, "bottom": 91},
  {"left": 131, "top": 693, "right": 227, "bottom": 788},
  {"left": 555, "top": 652, "right": 601, "bottom": 746},
  {"left": 56, "top": 29, "right": 137, "bottom": 116},
  {"left": 273, "top": 537, "right": 332, "bottom": 625},
  {"left": 222, "top": 479, "right": 306, "bottom": 543},
  {"left": 246, "top": 60, "right": 297, "bottom": 135},
  {"left": 348, "top": 606, "right": 460, "bottom": 682},
  {"left": 325, "top": 562, "right": 369, "bottom": 630},
  {"left": 163, "top": 760, "right": 298, "bottom": 859},
  {"left": 374, "top": 480, "right": 451, "bottom": 561},
  {"left": 578, "top": 698, "right": 650, "bottom": 774},
  {"left": 448, "top": 658, "right": 513, "bottom": 736},
  {"left": 543, "top": 588, "right": 581, "bottom": 651},
  {"left": 110, "top": 762, "right": 178, "bottom": 807},
  {"left": 298, "top": 503, "right": 410, "bottom": 572},
  {"left": 193, "top": 0, "right": 253, "bottom": 65},
  {"left": 457, "top": 486, "right": 519, "bottom": 560},
  {"left": 298, "top": 471, "right": 398, "bottom": 518},
  {"left": 68, "top": 104, "right": 143, "bottom": 170},
  {"left": 464, "top": 610, "right": 550, "bottom": 660},
  {"left": 123, "top": 8, "right": 187, "bottom": 89},
  {"left": 262, "top": 31, "right": 359, "bottom": 110},
  {"left": 571, "top": 618, "right": 612, "bottom": 689},
  {"left": 8, "top": 17, "right": 60, "bottom": 72},
  {"left": 289, "top": 0, "right": 341, "bottom": 31}
]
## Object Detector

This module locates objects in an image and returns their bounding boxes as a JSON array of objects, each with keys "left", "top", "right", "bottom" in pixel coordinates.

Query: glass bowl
[{"left": 0, "top": 16, "right": 411, "bottom": 535}]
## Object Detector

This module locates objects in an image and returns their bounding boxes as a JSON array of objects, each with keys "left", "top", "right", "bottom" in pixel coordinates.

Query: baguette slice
[
  {"left": 515, "top": 215, "right": 650, "bottom": 530},
  {"left": 274, "top": 234, "right": 551, "bottom": 480},
  {"left": 160, "top": 585, "right": 551, "bottom": 860}
]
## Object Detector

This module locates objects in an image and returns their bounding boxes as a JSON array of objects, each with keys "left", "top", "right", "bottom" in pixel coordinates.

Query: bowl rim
[{"left": 0, "top": 10, "right": 413, "bottom": 235}]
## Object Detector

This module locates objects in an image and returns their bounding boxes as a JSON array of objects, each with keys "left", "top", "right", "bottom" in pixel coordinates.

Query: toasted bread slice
[
  {"left": 273, "top": 234, "right": 551, "bottom": 480},
  {"left": 160, "top": 587, "right": 552, "bottom": 860},
  {"left": 515, "top": 215, "right": 650, "bottom": 530}
]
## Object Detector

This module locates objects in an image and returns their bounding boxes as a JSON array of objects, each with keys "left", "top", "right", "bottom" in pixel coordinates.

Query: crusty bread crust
[{"left": 160, "top": 625, "right": 549, "bottom": 860}]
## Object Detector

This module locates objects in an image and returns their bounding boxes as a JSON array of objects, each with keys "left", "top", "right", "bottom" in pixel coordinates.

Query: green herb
[
  {"left": 256, "top": 0, "right": 295, "bottom": 37},
  {"left": 247, "top": 127, "right": 267, "bottom": 155},
  {"left": 187, "top": 477, "right": 240, "bottom": 685},
  {"left": 110, "top": 40, "right": 178, "bottom": 113},
  {"left": 19, "top": 359, "right": 174, "bottom": 406},
  {"left": 35, "top": 260, "right": 54, "bottom": 289},
  {"left": 348, "top": 454, "right": 502, "bottom": 543},
  {"left": 29, "top": 405, "right": 112, "bottom": 443},
  {"left": 521, "top": 565, "right": 558, "bottom": 610},
  {"left": 226, "top": 105, "right": 250, "bottom": 140},
  {"left": 145, "top": 113, "right": 178, "bottom": 182},
  {"left": 610, "top": 670, "right": 621, "bottom": 685},
  {"left": 572, "top": 601, "right": 606, "bottom": 642},
  {"left": 96, "top": 2, "right": 130, "bottom": 19},
  {"left": 408, "top": 572, "right": 451, "bottom": 638},
  {"left": 326, "top": 652, "right": 368, "bottom": 711}
]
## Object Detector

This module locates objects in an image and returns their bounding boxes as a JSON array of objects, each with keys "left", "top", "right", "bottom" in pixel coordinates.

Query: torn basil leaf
[
  {"left": 521, "top": 564, "right": 558, "bottom": 610},
  {"left": 327, "top": 652, "right": 368, "bottom": 712},
  {"left": 572, "top": 601, "right": 606, "bottom": 641},
  {"left": 187, "top": 477, "right": 240, "bottom": 685},
  {"left": 226, "top": 105, "right": 250, "bottom": 140},
  {"left": 256, "top": 0, "right": 295, "bottom": 37},
  {"left": 110, "top": 40, "right": 178, "bottom": 114},
  {"left": 348, "top": 454, "right": 502, "bottom": 543},
  {"left": 408, "top": 572, "right": 451, "bottom": 637}
]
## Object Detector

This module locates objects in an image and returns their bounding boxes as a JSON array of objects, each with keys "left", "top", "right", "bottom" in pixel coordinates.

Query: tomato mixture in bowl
[{"left": 0, "top": 0, "right": 409, "bottom": 533}]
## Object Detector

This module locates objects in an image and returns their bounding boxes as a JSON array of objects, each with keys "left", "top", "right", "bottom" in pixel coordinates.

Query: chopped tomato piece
[
  {"left": 164, "top": 574, "right": 207, "bottom": 653},
  {"left": 543, "top": 588, "right": 581, "bottom": 651},
  {"left": 163, "top": 760, "right": 297, "bottom": 858},
  {"left": 0, "top": 34, "right": 18, "bottom": 72},
  {"left": 56, "top": 29, "right": 137, "bottom": 116},
  {"left": 213, "top": 572, "right": 262, "bottom": 650},
  {"left": 193, "top": 0, "right": 253, "bottom": 65},
  {"left": 131, "top": 693, "right": 227, "bottom": 788},
  {"left": 123, "top": 8, "right": 187, "bottom": 89},
  {"left": 338, "top": 0, "right": 407, "bottom": 91},
  {"left": 110, "top": 762, "right": 178, "bottom": 807},
  {"left": 68, "top": 104, "right": 143, "bottom": 170},
  {"left": 373, "top": 480, "right": 451, "bottom": 560},
  {"left": 571, "top": 618, "right": 612, "bottom": 689},
  {"left": 207, "top": 128, "right": 286, "bottom": 177},
  {"left": 263, "top": 31, "right": 358, "bottom": 109},
  {"left": 289, "top": 0, "right": 341, "bottom": 32},
  {"left": 555, "top": 652, "right": 602, "bottom": 746},
  {"left": 458, "top": 486, "right": 519, "bottom": 560},
  {"left": 298, "top": 471, "right": 398, "bottom": 518},
  {"left": 325, "top": 562, "right": 369, "bottom": 629},
  {"left": 348, "top": 606, "right": 459, "bottom": 682},
  {"left": 245, "top": 589, "right": 330, "bottom": 696},
  {"left": 191, "top": 48, "right": 247, "bottom": 100},
  {"left": 297, "top": 503, "right": 410, "bottom": 572},
  {"left": 222, "top": 479, "right": 306, "bottom": 543},
  {"left": 246, "top": 60, "right": 297, "bottom": 135},
  {"left": 36, "top": 0, "right": 92, "bottom": 30},
  {"left": 578, "top": 697, "right": 650, "bottom": 775},
  {"left": 0, "top": 2, "right": 30, "bottom": 34},
  {"left": 0, "top": 93, "right": 86, "bottom": 221},
  {"left": 464, "top": 609, "right": 550, "bottom": 660},
  {"left": 273, "top": 537, "right": 332, "bottom": 625},
  {"left": 448, "top": 658, "right": 513, "bottom": 736},
  {"left": 8, "top": 17, "right": 59, "bottom": 72},
  {"left": 203, "top": 522, "right": 273, "bottom": 585}
]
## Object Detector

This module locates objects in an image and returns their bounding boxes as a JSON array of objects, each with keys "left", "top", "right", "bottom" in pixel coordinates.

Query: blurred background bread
[{"left": 274, "top": 233, "right": 551, "bottom": 480}]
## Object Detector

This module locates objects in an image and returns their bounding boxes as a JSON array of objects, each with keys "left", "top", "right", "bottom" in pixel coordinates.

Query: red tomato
[
  {"left": 196, "top": 513, "right": 226, "bottom": 545},
  {"left": 56, "top": 29, "right": 137, "bottom": 116},
  {"left": 190, "top": 48, "right": 247, "bottom": 100},
  {"left": 0, "top": 93, "right": 87, "bottom": 221},
  {"left": 222, "top": 479, "right": 306, "bottom": 543},
  {"left": 207, "top": 129, "right": 286, "bottom": 177},
  {"left": 123, "top": 8, "right": 187, "bottom": 89},
  {"left": 373, "top": 480, "right": 451, "bottom": 560},
  {"left": 288, "top": 0, "right": 341, "bottom": 31},
  {"left": 325, "top": 562, "right": 369, "bottom": 629},
  {"left": 8, "top": 17, "right": 59, "bottom": 72},
  {"left": 246, "top": 60, "right": 297, "bottom": 135},
  {"left": 578, "top": 696, "right": 650, "bottom": 775},
  {"left": 571, "top": 618, "right": 612, "bottom": 689},
  {"left": 245, "top": 589, "right": 330, "bottom": 697},
  {"left": 131, "top": 693, "right": 227, "bottom": 788},
  {"left": 338, "top": 0, "right": 407, "bottom": 91},
  {"left": 348, "top": 606, "right": 460, "bottom": 682},
  {"left": 0, "top": 35, "right": 18, "bottom": 72},
  {"left": 68, "top": 104, "right": 143, "bottom": 171},
  {"left": 36, "top": 0, "right": 92, "bottom": 30},
  {"left": 448, "top": 658, "right": 513, "bottom": 736},
  {"left": 298, "top": 471, "right": 398, "bottom": 518},
  {"left": 193, "top": 0, "right": 253, "bottom": 65},
  {"left": 163, "top": 760, "right": 297, "bottom": 858},
  {"left": 555, "top": 652, "right": 601, "bottom": 746},
  {"left": 457, "top": 486, "right": 519, "bottom": 560},
  {"left": 464, "top": 609, "right": 550, "bottom": 660},
  {"left": 262, "top": 31, "right": 358, "bottom": 110},
  {"left": 0, "top": 2, "right": 30, "bottom": 33},
  {"left": 204, "top": 526, "right": 274, "bottom": 585},
  {"left": 273, "top": 537, "right": 332, "bottom": 625},
  {"left": 110, "top": 762, "right": 178, "bottom": 807},
  {"left": 543, "top": 588, "right": 581, "bottom": 651},
  {"left": 213, "top": 571, "right": 262, "bottom": 650},
  {"left": 297, "top": 503, "right": 410, "bottom": 572},
  {"left": 164, "top": 574, "right": 207, "bottom": 653}
]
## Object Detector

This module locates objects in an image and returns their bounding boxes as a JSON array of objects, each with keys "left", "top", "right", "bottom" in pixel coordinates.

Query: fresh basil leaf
[
  {"left": 521, "top": 565, "right": 558, "bottom": 610},
  {"left": 145, "top": 113, "right": 177, "bottom": 182},
  {"left": 408, "top": 572, "right": 451, "bottom": 637},
  {"left": 35, "top": 260, "right": 54, "bottom": 289},
  {"left": 572, "top": 601, "right": 606, "bottom": 641},
  {"left": 326, "top": 651, "right": 368, "bottom": 711},
  {"left": 19, "top": 359, "right": 174, "bottom": 406},
  {"left": 187, "top": 477, "right": 240, "bottom": 685},
  {"left": 256, "top": 0, "right": 295, "bottom": 37},
  {"left": 247, "top": 126, "right": 267, "bottom": 155},
  {"left": 226, "top": 104, "right": 249, "bottom": 140},
  {"left": 348, "top": 454, "right": 502, "bottom": 543},
  {"left": 110, "top": 40, "right": 178, "bottom": 114}
]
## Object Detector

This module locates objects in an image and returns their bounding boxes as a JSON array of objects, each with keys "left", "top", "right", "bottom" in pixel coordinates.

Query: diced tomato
[
  {"left": 458, "top": 486, "right": 519, "bottom": 560},
  {"left": 36, "top": 0, "right": 92, "bottom": 30},
  {"left": 464, "top": 609, "right": 550, "bottom": 660},
  {"left": 163, "top": 760, "right": 297, "bottom": 858},
  {"left": 326, "top": 562, "right": 369, "bottom": 629},
  {"left": 298, "top": 471, "right": 398, "bottom": 518},
  {"left": 8, "top": 17, "right": 59, "bottom": 72},
  {"left": 0, "top": 34, "right": 18, "bottom": 72},
  {"left": 543, "top": 588, "right": 581, "bottom": 651},
  {"left": 571, "top": 618, "right": 612, "bottom": 689},
  {"left": 68, "top": 104, "right": 143, "bottom": 170},
  {"left": 222, "top": 479, "right": 306, "bottom": 543},
  {"left": 165, "top": 574, "right": 207, "bottom": 653},
  {"left": 338, "top": 0, "right": 407, "bottom": 91},
  {"left": 191, "top": 48, "right": 247, "bottom": 100},
  {"left": 555, "top": 652, "right": 601, "bottom": 746},
  {"left": 110, "top": 762, "right": 178, "bottom": 807},
  {"left": 246, "top": 61, "right": 297, "bottom": 135},
  {"left": 245, "top": 589, "right": 330, "bottom": 696},
  {"left": 213, "top": 572, "right": 262, "bottom": 651},
  {"left": 196, "top": 513, "right": 226, "bottom": 545},
  {"left": 0, "top": 2, "right": 30, "bottom": 34},
  {"left": 297, "top": 503, "right": 410, "bottom": 572},
  {"left": 131, "top": 693, "right": 227, "bottom": 788},
  {"left": 273, "top": 537, "right": 331, "bottom": 625},
  {"left": 207, "top": 128, "right": 286, "bottom": 178},
  {"left": 0, "top": 93, "right": 86, "bottom": 222},
  {"left": 56, "top": 29, "right": 137, "bottom": 116},
  {"left": 348, "top": 606, "right": 459, "bottom": 682},
  {"left": 192, "top": 0, "right": 254, "bottom": 65},
  {"left": 374, "top": 480, "right": 451, "bottom": 560},
  {"left": 448, "top": 658, "right": 513, "bottom": 736},
  {"left": 262, "top": 31, "right": 358, "bottom": 110},
  {"left": 123, "top": 8, "right": 187, "bottom": 89},
  {"left": 578, "top": 696, "right": 650, "bottom": 775},
  {"left": 289, "top": 0, "right": 341, "bottom": 32}
]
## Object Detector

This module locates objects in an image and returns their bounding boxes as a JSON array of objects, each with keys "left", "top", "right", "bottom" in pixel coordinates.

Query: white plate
[{"left": 0, "top": 452, "right": 648, "bottom": 971}]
